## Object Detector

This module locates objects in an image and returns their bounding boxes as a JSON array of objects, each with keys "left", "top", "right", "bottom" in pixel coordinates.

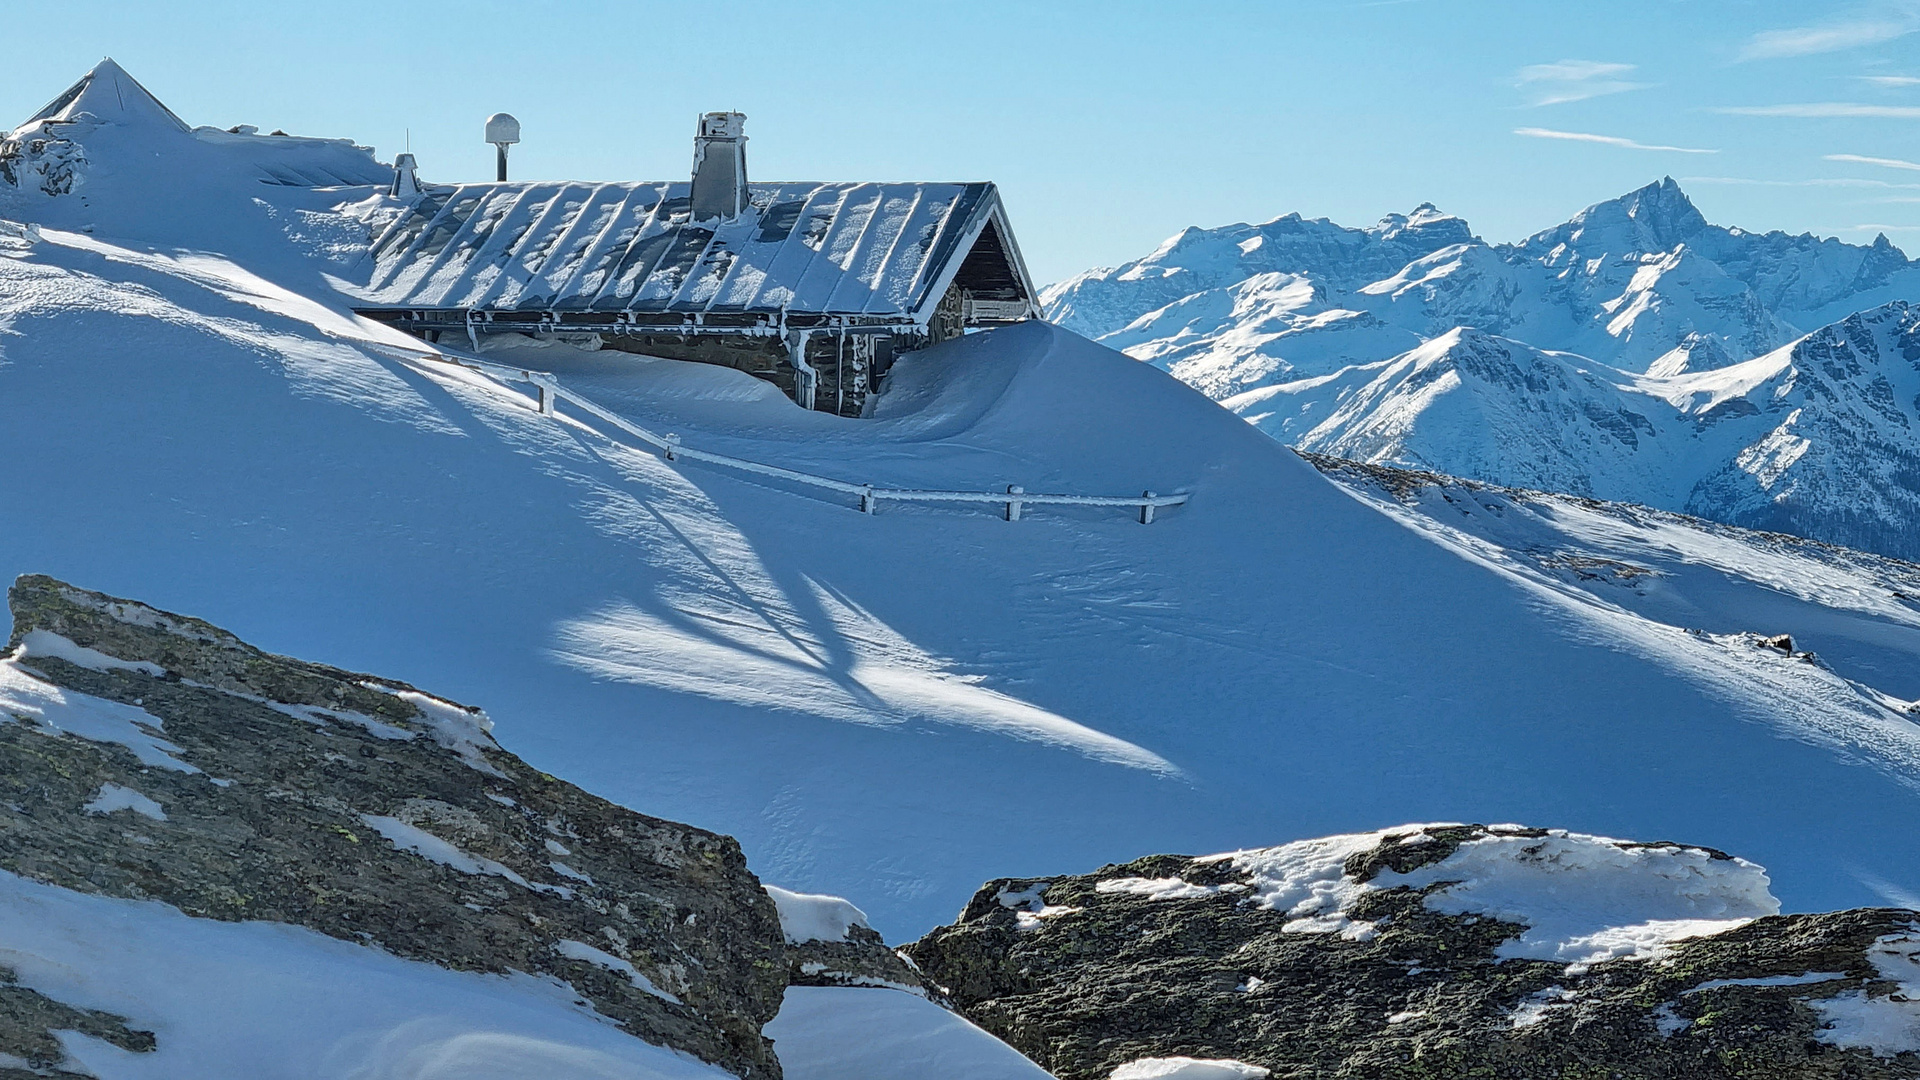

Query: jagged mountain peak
[
  {"left": 22, "top": 58, "right": 190, "bottom": 134},
  {"left": 1522, "top": 177, "right": 1710, "bottom": 260},
  {"left": 1612, "top": 176, "right": 1706, "bottom": 232},
  {"left": 1372, "top": 202, "right": 1477, "bottom": 248},
  {"left": 1807, "top": 296, "right": 1917, "bottom": 350}
]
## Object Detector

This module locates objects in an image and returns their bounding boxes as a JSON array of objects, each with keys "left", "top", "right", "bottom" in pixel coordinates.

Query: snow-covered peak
[
  {"left": 24, "top": 58, "right": 189, "bottom": 134},
  {"left": 0, "top": 63, "right": 395, "bottom": 273},
  {"left": 1369, "top": 201, "right": 1476, "bottom": 249},
  {"left": 1232, "top": 296, "right": 1920, "bottom": 561},
  {"left": 1043, "top": 206, "right": 1483, "bottom": 339},
  {"left": 1525, "top": 177, "right": 1708, "bottom": 262}
]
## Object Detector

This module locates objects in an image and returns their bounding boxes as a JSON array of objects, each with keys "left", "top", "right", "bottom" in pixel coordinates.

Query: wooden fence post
[
  {"left": 1140, "top": 491, "right": 1157, "bottom": 525},
  {"left": 1006, "top": 485, "right": 1024, "bottom": 522}
]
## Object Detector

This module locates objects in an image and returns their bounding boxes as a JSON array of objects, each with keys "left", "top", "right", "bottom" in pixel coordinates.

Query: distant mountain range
[{"left": 1044, "top": 181, "right": 1920, "bottom": 559}]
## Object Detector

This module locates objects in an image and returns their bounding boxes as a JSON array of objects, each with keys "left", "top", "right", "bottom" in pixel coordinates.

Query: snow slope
[
  {"left": 1311, "top": 454, "right": 1920, "bottom": 763},
  {"left": 0, "top": 869, "right": 736, "bottom": 1080},
  {"left": 765, "top": 988, "right": 1054, "bottom": 1080},
  {"left": 7, "top": 62, "right": 1920, "bottom": 948}
]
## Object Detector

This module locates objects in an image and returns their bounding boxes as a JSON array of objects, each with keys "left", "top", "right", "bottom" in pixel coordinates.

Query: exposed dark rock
[
  {"left": 0, "top": 123, "right": 84, "bottom": 197},
  {"left": 0, "top": 964, "right": 154, "bottom": 1077},
  {"left": 0, "top": 575, "right": 788, "bottom": 1078},
  {"left": 786, "top": 922, "right": 947, "bottom": 1002},
  {"left": 908, "top": 823, "right": 1920, "bottom": 1080}
]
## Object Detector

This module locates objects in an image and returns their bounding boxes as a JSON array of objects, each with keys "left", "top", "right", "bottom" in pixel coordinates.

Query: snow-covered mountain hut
[{"left": 350, "top": 113, "right": 1040, "bottom": 416}]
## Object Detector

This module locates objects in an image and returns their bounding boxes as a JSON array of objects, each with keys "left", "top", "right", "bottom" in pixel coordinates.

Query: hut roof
[{"left": 346, "top": 179, "right": 1034, "bottom": 325}]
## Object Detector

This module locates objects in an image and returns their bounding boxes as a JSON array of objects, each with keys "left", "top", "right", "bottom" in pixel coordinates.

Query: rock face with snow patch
[
  {"left": 0, "top": 575, "right": 789, "bottom": 1078},
  {"left": 763, "top": 884, "right": 942, "bottom": 998},
  {"left": 908, "top": 824, "right": 1920, "bottom": 1080}
]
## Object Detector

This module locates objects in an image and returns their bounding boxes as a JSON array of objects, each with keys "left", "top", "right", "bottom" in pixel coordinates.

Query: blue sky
[{"left": 7, "top": 0, "right": 1920, "bottom": 282}]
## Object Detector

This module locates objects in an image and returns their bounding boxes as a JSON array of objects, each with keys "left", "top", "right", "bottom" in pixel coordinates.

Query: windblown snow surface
[
  {"left": 13, "top": 58, "right": 1920, "bottom": 1078},
  {"left": 18, "top": 61, "right": 1920, "bottom": 1076},
  {"left": 6, "top": 61, "right": 1920, "bottom": 946}
]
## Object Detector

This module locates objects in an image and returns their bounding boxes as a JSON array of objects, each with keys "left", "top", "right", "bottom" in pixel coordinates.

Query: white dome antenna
[{"left": 485, "top": 113, "right": 520, "bottom": 182}]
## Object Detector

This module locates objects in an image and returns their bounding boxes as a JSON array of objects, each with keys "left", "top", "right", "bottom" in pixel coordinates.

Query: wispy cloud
[
  {"left": 1515, "top": 127, "right": 1716, "bottom": 153},
  {"left": 1715, "top": 102, "right": 1920, "bottom": 117},
  {"left": 1857, "top": 74, "right": 1920, "bottom": 86},
  {"left": 1514, "top": 60, "right": 1653, "bottom": 106},
  {"left": 1683, "top": 175, "right": 1920, "bottom": 188},
  {"left": 1741, "top": 17, "right": 1916, "bottom": 60},
  {"left": 1844, "top": 223, "right": 1920, "bottom": 230},
  {"left": 1826, "top": 152, "right": 1920, "bottom": 171}
]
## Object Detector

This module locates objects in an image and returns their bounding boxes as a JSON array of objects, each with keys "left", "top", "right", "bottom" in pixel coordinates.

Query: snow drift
[{"left": 4, "top": 61, "right": 1920, "bottom": 947}]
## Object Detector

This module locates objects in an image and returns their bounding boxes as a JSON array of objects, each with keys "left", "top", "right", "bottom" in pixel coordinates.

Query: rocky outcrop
[
  {"left": 763, "top": 883, "right": 945, "bottom": 999},
  {"left": 0, "top": 575, "right": 789, "bottom": 1078},
  {"left": 0, "top": 966, "right": 154, "bottom": 1079},
  {"left": 909, "top": 823, "right": 1920, "bottom": 1080},
  {"left": 787, "top": 923, "right": 943, "bottom": 999}
]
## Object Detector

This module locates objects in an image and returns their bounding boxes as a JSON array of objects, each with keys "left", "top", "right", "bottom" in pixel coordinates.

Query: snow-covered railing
[{"left": 384, "top": 345, "right": 1190, "bottom": 524}]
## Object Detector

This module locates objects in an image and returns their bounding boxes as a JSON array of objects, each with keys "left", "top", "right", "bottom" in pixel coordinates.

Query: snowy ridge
[
  {"left": 1049, "top": 179, "right": 1915, "bottom": 387},
  {"left": 1242, "top": 303, "right": 1920, "bottom": 560},
  {"left": 1048, "top": 180, "right": 1920, "bottom": 560}
]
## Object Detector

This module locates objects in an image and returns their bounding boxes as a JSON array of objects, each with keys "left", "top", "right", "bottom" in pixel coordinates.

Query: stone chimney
[
  {"left": 690, "top": 112, "right": 748, "bottom": 222},
  {"left": 390, "top": 153, "right": 421, "bottom": 198}
]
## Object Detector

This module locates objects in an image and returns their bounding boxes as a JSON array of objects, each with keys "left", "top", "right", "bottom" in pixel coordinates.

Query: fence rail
[{"left": 380, "top": 344, "right": 1191, "bottom": 524}]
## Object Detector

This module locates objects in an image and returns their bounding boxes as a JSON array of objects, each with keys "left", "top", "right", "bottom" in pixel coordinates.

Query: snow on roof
[
  {"left": 27, "top": 58, "right": 189, "bottom": 134},
  {"left": 346, "top": 179, "right": 1023, "bottom": 323}
]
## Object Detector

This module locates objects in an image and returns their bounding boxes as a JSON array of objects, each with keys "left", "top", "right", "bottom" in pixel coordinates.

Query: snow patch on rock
[
  {"left": 766, "top": 884, "right": 870, "bottom": 944},
  {"left": 359, "top": 814, "right": 531, "bottom": 888},
  {"left": 552, "top": 938, "right": 683, "bottom": 1004},
  {"left": 1812, "top": 927, "right": 1920, "bottom": 1056},
  {"left": 83, "top": 782, "right": 165, "bottom": 820},
  {"left": 1114, "top": 825, "right": 1777, "bottom": 968},
  {"left": 1109, "top": 1056, "right": 1272, "bottom": 1079},
  {"left": 0, "top": 655, "right": 198, "bottom": 772},
  {"left": 13, "top": 629, "right": 166, "bottom": 676}
]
